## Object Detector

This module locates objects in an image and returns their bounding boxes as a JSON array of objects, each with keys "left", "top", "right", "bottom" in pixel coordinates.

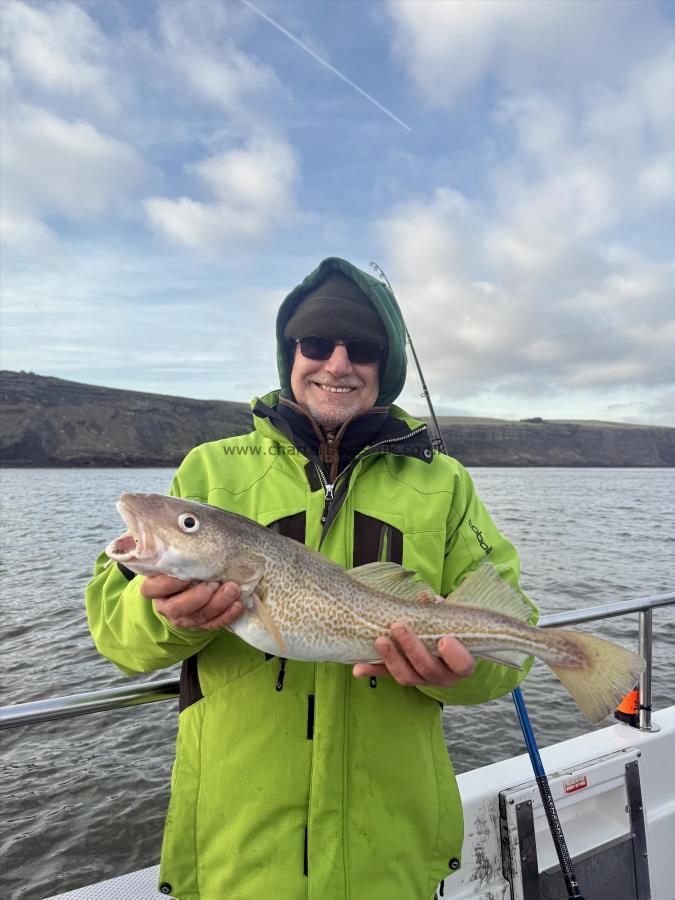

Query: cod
[{"left": 107, "top": 493, "right": 644, "bottom": 724}]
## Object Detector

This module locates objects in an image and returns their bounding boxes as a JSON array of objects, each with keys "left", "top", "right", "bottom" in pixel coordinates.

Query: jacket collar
[
  {"left": 251, "top": 391, "right": 433, "bottom": 467},
  {"left": 252, "top": 390, "right": 434, "bottom": 547}
]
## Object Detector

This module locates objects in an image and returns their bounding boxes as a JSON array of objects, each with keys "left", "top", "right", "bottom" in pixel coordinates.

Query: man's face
[{"left": 290, "top": 341, "right": 380, "bottom": 428}]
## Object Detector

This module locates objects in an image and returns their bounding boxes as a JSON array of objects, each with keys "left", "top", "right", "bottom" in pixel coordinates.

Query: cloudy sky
[{"left": 2, "top": 0, "right": 674, "bottom": 424}]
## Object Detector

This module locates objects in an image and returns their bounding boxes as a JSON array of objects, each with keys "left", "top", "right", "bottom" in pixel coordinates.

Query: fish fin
[
  {"left": 231, "top": 555, "right": 266, "bottom": 597},
  {"left": 473, "top": 649, "right": 526, "bottom": 670},
  {"left": 417, "top": 591, "right": 445, "bottom": 606},
  {"left": 548, "top": 630, "right": 645, "bottom": 724},
  {"left": 251, "top": 592, "right": 287, "bottom": 656},
  {"left": 347, "top": 562, "right": 440, "bottom": 604},
  {"left": 446, "top": 562, "right": 533, "bottom": 622}
]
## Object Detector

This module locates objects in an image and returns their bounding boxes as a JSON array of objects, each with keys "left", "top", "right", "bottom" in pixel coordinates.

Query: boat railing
[{"left": 2, "top": 590, "right": 674, "bottom": 732}]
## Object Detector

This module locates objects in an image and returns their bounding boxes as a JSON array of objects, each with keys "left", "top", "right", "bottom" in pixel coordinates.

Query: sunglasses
[{"left": 296, "top": 336, "right": 383, "bottom": 365}]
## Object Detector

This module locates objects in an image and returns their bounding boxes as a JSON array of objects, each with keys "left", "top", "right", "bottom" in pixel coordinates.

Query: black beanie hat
[{"left": 283, "top": 273, "right": 388, "bottom": 350}]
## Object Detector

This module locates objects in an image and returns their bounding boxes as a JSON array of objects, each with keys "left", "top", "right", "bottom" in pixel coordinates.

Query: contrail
[{"left": 241, "top": 0, "right": 411, "bottom": 132}]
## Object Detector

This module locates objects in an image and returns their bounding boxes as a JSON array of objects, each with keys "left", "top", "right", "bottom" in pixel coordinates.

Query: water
[{"left": 1, "top": 467, "right": 674, "bottom": 899}]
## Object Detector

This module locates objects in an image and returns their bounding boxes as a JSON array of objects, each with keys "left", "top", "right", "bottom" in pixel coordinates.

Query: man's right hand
[{"left": 140, "top": 575, "right": 244, "bottom": 630}]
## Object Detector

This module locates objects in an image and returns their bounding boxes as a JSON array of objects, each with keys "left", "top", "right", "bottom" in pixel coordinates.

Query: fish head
[{"left": 106, "top": 493, "right": 250, "bottom": 582}]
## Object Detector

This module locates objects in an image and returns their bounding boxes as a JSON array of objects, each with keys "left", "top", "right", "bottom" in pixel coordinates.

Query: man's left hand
[{"left": 352, "top": 622, "right": 475, "bottom": 688}]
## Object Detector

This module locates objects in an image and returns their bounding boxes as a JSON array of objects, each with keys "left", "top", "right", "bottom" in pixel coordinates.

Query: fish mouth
[{"left": 105, "top": 499, "right": 165, "bottom": 563}]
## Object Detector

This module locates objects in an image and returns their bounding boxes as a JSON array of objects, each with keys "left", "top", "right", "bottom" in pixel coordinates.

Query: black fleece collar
[{"left": 252, "top": 398, "right": 433, "bottom": 474}]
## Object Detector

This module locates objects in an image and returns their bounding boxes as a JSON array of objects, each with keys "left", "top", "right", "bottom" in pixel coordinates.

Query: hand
[
  {"left": 352, "top": 622, "right": 475, "bottom": 688},
  {"left": 140, "top": 575, "right": 244, "bottom": 630}
]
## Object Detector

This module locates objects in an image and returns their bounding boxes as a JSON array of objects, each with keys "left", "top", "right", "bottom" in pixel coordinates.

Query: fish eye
[{"left": 178, "top": 513, "right": 200, "bottom": 533}]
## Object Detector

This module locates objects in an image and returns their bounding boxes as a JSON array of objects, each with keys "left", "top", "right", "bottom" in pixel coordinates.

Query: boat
[{"left": 2, "top": 590, "right": 674, "bottom": 900}]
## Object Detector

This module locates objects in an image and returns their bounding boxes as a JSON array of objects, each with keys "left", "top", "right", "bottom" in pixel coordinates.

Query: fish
[{"left": 106, "top": 492, "right": 645, "bottom": 724}]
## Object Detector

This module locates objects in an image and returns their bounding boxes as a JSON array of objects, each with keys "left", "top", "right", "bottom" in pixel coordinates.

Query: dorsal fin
[
  {"left": 348, "top": 562, "right": 442, "bottom": 604},
  {"left": 445, "top": 562, "right": 533, "bottom": 622}
]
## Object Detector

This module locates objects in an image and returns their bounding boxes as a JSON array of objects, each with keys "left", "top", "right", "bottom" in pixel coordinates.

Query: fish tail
[{"left": 548, "top": 630, "right": 645, "bottom": 724}]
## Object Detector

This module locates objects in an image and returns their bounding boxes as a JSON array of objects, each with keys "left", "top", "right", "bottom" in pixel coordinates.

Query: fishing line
[{"left": 370, "top": 261, "right": 585, "bottom": 900}]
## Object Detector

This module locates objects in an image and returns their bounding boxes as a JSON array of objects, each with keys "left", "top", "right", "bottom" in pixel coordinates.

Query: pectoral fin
[
  {"left": 252, "top": 592, "right": 287, "bottom": 656},
  {"left": 230, "top": 554, "right": 266, "bottom": 597}
]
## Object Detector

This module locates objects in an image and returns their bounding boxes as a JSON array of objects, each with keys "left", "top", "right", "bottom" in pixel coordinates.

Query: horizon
[{"left": 1, "top": 1, "right": 674, "bottom": 426}]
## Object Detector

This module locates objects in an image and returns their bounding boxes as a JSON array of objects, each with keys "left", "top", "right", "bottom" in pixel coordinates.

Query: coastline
[{"left": 2, "top": 370, "right": 674, "bottom": 468}]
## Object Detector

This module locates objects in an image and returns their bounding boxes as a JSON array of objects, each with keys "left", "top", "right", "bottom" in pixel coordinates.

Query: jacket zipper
[
  {"left": 314, "top": 424, "right": 429, "bottom": 528},
  {"left": 314, "top": 464, "right": 335, "bottom": 524}
]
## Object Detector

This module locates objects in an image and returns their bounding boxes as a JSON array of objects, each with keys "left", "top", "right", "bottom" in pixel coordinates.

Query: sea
[{"left": 1, "top": 467, "right": 674, "bottom": 900}]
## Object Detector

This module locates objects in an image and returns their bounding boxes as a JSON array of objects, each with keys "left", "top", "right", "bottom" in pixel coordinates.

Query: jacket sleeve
[
  {"left": 85, "top": 459, "right": 216, "bottom": 675},
  {"left": 417, "top": 462, "right": 538, "bottom": 706}
]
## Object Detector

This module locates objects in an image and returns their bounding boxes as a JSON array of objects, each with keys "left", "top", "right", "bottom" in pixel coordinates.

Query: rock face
[
  {"left": 440, "top": 420, "right": 675, "bottom": 467},
  {"left": 1, "top": 371, "right": 673, "bottom": 467},
  {"left": 0, "top": 371, "right": 252, "bottom": 467}
]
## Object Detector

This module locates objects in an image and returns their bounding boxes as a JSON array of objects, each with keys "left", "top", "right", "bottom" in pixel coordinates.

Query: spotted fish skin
[{"left": 106, "top": 493, "right": 645, "bottom": 723}]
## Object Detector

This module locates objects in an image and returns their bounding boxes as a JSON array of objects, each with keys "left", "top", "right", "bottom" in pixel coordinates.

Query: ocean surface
[{"left": 1, "top": 466, "right": 674, "bottom": 899}]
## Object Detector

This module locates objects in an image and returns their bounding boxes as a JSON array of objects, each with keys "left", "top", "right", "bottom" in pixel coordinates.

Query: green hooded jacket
[{"left": 86, "top": 259, "right": 535, "bottom": 900}]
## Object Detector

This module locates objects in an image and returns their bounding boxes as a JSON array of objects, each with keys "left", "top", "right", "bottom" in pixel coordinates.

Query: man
[{"left": 86, "top": 257, "right": 535, "bottom": 900}]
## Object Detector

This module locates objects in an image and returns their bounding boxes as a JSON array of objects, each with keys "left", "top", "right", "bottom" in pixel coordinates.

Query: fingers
[
  {"left": 437, "top": 636, "right": 475, "bottom": 678},
  {"left": 140, "top": 574, "right": 191, "bottom": 599},
  {"left": 151, "top": 580, "right": 244, "bottom": 630},
  {"left": 352, "top": 662, "right": 389, "bottom": 679},
  {"left": 353, "top": 624, "right": 475, "bottom": 688},
  {"left": 374, "top": 625, "right": 444, "bottom": 686}
]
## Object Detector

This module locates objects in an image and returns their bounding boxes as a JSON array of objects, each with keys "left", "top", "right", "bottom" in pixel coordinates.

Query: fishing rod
[
  {"left": 369, "top": 263, "right": 446, "bottom": 453},
  {"left": 369, "top": 261, "right": 585, "bottom": 900}
]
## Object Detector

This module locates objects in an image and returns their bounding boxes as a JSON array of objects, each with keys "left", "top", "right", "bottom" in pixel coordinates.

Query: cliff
[
  {"left": 439, "top": 417, "right": 675, "bottom": 467},
  {"left": 0, "top": 371, "right": 252, "bottom": 467},
  {"left": 1, "top": 371, "right": 673, "bottom": 467}
]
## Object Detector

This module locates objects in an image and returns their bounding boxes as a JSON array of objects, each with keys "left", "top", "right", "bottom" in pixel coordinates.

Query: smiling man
[
  {"left": 285, "top": 273, "right": 383, "bottom": 426},
  {"left": 86, "top": 257, "right": 535, "bottom": 900}
]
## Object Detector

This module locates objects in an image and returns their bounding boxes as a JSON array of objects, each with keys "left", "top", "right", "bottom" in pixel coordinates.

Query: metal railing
[{"left": 1, "top": 591, "right": 674, "bottom": 732}]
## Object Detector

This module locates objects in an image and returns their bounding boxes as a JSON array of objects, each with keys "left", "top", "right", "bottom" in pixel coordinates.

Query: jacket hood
[{"left": 276, "top": 257, "right": 408, "bottom": 406}]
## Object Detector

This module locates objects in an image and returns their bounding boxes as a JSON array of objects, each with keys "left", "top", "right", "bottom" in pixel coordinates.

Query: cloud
[
  {"left": 156, "top": 0, "right": 282, "bottom": 119},
  {"left": 385, "top": 0, "right": 669, "bottom": 108},
  {"left": 606, "top": 389, "right": 675, "bottom": 427},
  {"left": 1, "top": 0, "right": 117, "bottom": 111},
  {"left": 145, "top": 135, "right": 299, "bottom": 249},
  {"left": 375, "top": 183, "right": 675, "bottom": 406},
  {"left": 383, "top": 0, "right": 675, "bottom": 395},
  {"left": 0, "top": 241, "right": 281, "bottom": 399},
  {"left": 0, "top": 103, "right": 147, "bottom": 246},
  {"left": 0, "top": 0, "right": 298, "bottom": 250},
  {"left": 0, "top": 1, "right": 150, "bottom": 246},
  {"left": 0, "top": 209, "right": 54, "bottom": 248},
  {"left": 490, "top": 43, "right": 675, "bottom": 239}
]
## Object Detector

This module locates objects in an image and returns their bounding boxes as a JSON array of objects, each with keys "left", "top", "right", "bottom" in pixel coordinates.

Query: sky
[{"left": 1, "top": 0, "right": 674, "bottom": 425}]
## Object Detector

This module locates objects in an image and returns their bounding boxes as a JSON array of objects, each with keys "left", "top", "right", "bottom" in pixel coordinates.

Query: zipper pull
[
  {"left": 324, "top": 482, "right": 334, "bottom": 501},
  {"left": 276, "top": 658, "right": 287, "bottom": 692}
]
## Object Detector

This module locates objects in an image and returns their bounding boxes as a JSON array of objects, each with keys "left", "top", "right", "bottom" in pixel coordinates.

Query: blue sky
[{"left": 2, "top": 0, "right": 674, "bottom": 424}]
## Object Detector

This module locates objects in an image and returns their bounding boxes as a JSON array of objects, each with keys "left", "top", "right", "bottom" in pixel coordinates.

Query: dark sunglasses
[{"left": 296, "top": 336, "right": 383, "bottom": 365}]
